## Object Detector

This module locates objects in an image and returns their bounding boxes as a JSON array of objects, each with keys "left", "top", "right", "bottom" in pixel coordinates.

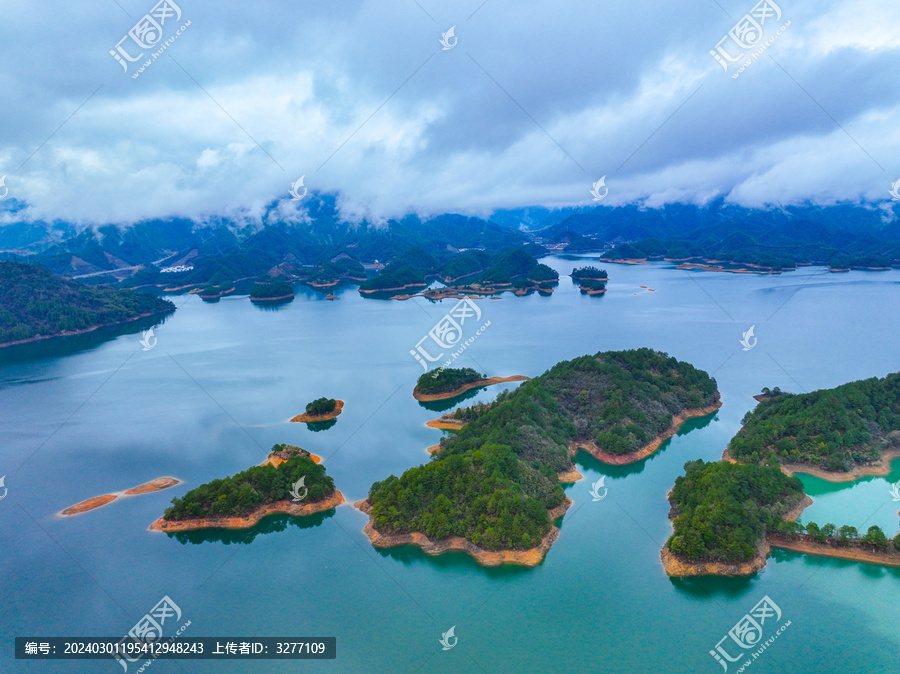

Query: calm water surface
[{"left": 2, "top": 259, "right": 899, "bottom": 673}]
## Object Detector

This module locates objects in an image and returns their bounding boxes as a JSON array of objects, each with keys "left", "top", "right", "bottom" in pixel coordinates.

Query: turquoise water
[{"left": 2, "top": 259, "right": 899, "bottom": 673}]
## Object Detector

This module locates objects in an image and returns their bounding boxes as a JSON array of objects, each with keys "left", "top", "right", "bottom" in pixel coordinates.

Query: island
[
  {"left": 0, "top": 260, "right": 175, "bottom": 348},
  {"left": 413, "top": 367, "right": 529, "bottom": 401},
  {"left": 358, "top": 348, "right": 720, "bottom": 566},
  {"left": 150, "top": 444, "right": 342, "bottom": 531},
  {"left": 249, "top": 279, "right": 295, "bottom": 303},
  {"left": 60, "top": 477, "right": 182, "bottom": 517},
  {"left": 661, "top": 460, "right": 809, "bottom": 576},
  {"left": 728, "top": 373, "right": 900, "bottom": 479},
  {"left": 661, "top": 459, "right": 900, "bottom": 575},
  {"left": 663, "top": 372, "right": 900, "bottom": 575},
  {"left": 290, "top": 398, "right": 344, "bottom": 422},
  {"left": 571, "top": 266, "right": 609, "bottom": 295}
]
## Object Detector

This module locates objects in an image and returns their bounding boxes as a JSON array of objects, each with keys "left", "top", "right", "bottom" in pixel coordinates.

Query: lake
[{"left": 2, "top": 258, "right": 899, "bottom": 673}]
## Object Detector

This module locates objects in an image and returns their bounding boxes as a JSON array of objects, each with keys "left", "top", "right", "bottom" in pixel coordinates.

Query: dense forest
[
  {"left": 164, "top": 445, "right": 335, "bottom": 520},
  {"left": 306, "top": 397, "right": 337, "bottom": 415},
  {"left": 368, "top": 349, "right": 719, "bottom": 550},
  {"left": 0, "top": 260, "right": 174, "bottom": 345},
  {"left": 249, "top": 279, "right": 294, "bottom": 299},
  {"left": 729, "top": 373, "right": 900, "bottom": 471},
  {"left": 666, "top": 460, "right": 806, "bottom": 563},
  {"left": 792, "top": 521, "right": 900, "bottom": 551},
  {"left": 415, "top": 367, "right": 485, "bottom": 395}
]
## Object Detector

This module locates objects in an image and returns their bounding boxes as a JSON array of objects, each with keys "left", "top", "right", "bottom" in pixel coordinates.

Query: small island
[
  {"left": 413, "top": 368, "right": 529, "bottom": 401},
  {"left": 249, "top": 279, "right": 295, "bottom": 303},
  {"left": 150, "top": 444, "right": 342, "bottom": 531},
  {"left": 360, "top": 349, "right": 719, "bottom": 566},
  {"left": 571, "top": 266, "right": 609, "bottom": 295},
  {"left": 290, "top": 398, "right": 344, "bottom": 422},
  {"left": 0, "top": 260, "right": 175, "bottom": 348}
]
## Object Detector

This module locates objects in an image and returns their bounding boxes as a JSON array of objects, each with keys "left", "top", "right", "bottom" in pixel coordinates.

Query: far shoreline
[{"left": 0, "top": 310, "right": 172, "bottom": 350}]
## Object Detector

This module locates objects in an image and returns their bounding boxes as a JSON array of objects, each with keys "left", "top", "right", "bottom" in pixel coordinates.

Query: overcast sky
[{"left": 0, "top": 0, "right": 898, "bottom": 226}]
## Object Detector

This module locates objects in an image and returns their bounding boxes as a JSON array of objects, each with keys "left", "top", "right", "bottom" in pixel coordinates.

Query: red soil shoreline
[
  {"left": 353, "top": 497, "right": 572, "bottom": 566},
  {"left": 149, "top": 491, "right": 345, "bottom": 532}
]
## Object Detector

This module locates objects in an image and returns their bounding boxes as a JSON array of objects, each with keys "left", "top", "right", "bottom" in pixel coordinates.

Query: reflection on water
[
  {"left": 415, "top": 386, "right": 483, "bottom": 412},
  {"left": 307, "top": 418, "right": 338, "bottom": 432},
  {"left": 167, "top": 508, "right": 336, "bottom": 545}
]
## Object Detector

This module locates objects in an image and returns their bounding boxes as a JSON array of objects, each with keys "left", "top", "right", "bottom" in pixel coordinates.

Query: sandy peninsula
[
  {"left": 768, "top": 536, "right": 900, "bottom": 567},
  {"left": 354, "top": 497, "right": 571, "bottom": 566},
  {"left": 571, "top": 398, "right": 722, "bottom": 465},
  {"left": 149, "top": 491, "right": 345, "bottom": 532},
  {"left": 290, "top": 400, "right": 344, "bottom": 423},
  {"left": 425, "top": 415, "right": 467, "bottom": 430},
  {"left": 60, "top": 477, "right": 182, "bottom": 517},
  {"left": 778, "top": 448, "right": 900, "bottom": 482},
  {"left": 413, "top": 376, "right": 529, "bottom": 402}
]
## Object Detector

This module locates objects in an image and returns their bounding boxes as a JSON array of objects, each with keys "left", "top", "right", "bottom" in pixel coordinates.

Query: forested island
[
  {"left": 358, "top": 349, "right": 720, "bottom": 565},
  {"left": 728, "top": 373, "right": 900, "bottom": 478},
  {"left": 0, "top": 260, "right": 175, "bottom": 347},
  {"left": 151, "top": 444, "right": 342, "bottom": 531},
  {"left": 412, "top": 368, "right": 529, "bottom": 401},
  {"left": 571, "top": 266, "right": 608, "bottom": 294}
]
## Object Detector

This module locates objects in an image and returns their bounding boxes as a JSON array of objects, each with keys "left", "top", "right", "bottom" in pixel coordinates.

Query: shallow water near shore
[{"left": 2, "top": 259, "right": 899, "bottom": 672}]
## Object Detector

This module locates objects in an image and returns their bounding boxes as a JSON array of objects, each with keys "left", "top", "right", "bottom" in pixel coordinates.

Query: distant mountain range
[{"left": 1, "top": 199, "right": 898, "bottom": 292}]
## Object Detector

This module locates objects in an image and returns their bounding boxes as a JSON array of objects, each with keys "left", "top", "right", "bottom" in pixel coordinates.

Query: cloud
[{"left": 0, "top": 0, "right": 897, "bottom": 225}]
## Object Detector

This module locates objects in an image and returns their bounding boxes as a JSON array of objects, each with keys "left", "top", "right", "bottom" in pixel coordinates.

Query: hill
[{"left": 0, "top": 260, "right": 174, "bottom": 347}]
